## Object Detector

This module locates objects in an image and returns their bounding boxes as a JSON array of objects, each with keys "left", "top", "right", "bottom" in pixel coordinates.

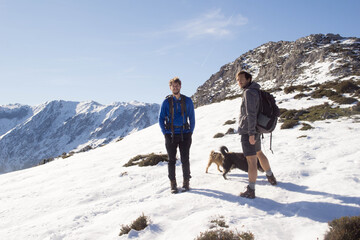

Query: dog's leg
[
  {"left": 222, "top": 169, "right": 229, "bottom": 180},
  {"left": 216, "top": 163, "right": 222, "bottom": 172},
  {"left": 205, "top": 161, "right": 212, "bottom": 173},
  {"left": 218, "top": 165, "right": 222, "bottom": 172}
]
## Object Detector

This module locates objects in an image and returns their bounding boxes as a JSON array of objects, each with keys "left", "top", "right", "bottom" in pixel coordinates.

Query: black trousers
[{"left": 165, "top": 133, "right": 192, "bottom": 181}]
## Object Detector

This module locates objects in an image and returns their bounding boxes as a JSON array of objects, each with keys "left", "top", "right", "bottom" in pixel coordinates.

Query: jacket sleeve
[
  {"left": 244, "top": 89, "right": 259, "bottom": 136},
  {"left": 158, "top": 99, "right": 168, "bottom": 135},
  {"left": 186, "top": 97, "right": 195, "bottom": 133}
]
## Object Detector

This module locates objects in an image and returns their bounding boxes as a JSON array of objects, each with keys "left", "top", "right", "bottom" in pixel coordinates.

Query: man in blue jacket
[{"left": 159, "top": 77, "right": 195, "bottom": 193}]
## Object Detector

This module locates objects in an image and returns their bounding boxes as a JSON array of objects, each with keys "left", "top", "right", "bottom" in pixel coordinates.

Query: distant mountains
[
  {"left": 0, "top": 100, "right": 159, "bottom": 173},
  {"left": 2, "top": 33, "right": 359, "bottom": 174},
  {"left": 192, "top": 33, "right": 360, "bottom": 107}
]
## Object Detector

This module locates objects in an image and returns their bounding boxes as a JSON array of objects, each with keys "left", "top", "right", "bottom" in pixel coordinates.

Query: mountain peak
[{"left": 192, "top": 33, "right": 360, "bottom": 107}]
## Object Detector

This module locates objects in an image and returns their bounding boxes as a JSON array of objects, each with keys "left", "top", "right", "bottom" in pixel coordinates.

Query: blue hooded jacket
[{"left": 158, "top": 95, "right": 195, "bottom": 135}]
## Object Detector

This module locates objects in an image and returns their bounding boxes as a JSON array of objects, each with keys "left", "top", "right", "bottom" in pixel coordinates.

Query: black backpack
[
  {"left": 256, "top": 89, "right": 280, "bottom": 153},
  {"left": 256, "top": 89, "right": 280, "bottom": 134}
]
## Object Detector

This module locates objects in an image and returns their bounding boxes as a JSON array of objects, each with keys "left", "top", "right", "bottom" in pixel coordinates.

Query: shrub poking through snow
[
  {"left": 119, "top": 213, "right": 150, "bottom": 236},
  {"left": 281, "top": 120, "right": 299, "bottom": 129},
  {"left": 334, "top": 80, "right": 360, "bottom": 94},
  {"left": 294, "top": 93, "right": 308, "bottom": 99},
  {"left": 225, "top": 128, "right": 236, "bottom": 135},
  {"left": 213, "top": 133, "right": 225, "bottom": 138},
  {"left": 352, "top": 102, "right": 360, "bottom": 112},
  {"left": 329, "top": 95, "right": 357, "bottom": 105},
  {"left": 311, "top": 89, "right": 338, "bottom": 99},
  {"left": 196, "top": 216, "right": 253, "bottom": 240},
  {"left": 119, "top": 225, "right": 132, "bottom": 236},
  {"left": 300, "top": 123, "right": 314, "bottom": 131},
  {"left": 124, "top": 153, "right": 168, "bottom": 167},
  {"left": 195, "top": 228, "right": 254, "bottom": 240},
  {"left": 224, "top": 119, "right": 236, "bottom": 125},
  {"left": 209, "top": 216, "right": 229, "bottom": 229},
  {"left": 38, "top": 157, "right": 54, "bottom": 165},
  {"left": 284, "top": 85, "right": 310, "bottom": 94},
  {"left": 324, "top": 215, "right": 360, "bottom": 240}
]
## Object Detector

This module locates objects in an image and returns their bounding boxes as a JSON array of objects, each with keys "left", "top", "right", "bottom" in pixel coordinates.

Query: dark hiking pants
[{"left": 165, "top": 132, "right": 192, "bottom": 181}]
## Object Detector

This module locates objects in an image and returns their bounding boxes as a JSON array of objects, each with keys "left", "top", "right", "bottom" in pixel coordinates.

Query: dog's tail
[{"left": 220, "top": 146, "right": 229, "bottom": 156}]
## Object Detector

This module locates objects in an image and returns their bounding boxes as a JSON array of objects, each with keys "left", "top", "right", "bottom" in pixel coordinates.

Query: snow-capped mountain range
[
  {"left": 192, "top": 33, "right": 360, "bottom": 107},
  {"left": 0, "top": 100, "right": 159, "bottom": 173}
]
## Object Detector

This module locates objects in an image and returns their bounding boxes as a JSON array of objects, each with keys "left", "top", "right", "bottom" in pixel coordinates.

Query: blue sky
[{"left": 1, "top": 0, "right": 359, "bottom": 106}]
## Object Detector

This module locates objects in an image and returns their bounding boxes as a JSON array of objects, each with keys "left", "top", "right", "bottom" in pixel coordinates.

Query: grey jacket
[{"left": 238, "top": 81, "right": 260, "bottom": 136}]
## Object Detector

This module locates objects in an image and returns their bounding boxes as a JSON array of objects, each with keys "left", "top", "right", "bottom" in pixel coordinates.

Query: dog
[
  {"left": 220, "top": 146, "right": 264, "bottom": 180},
  {"left": 205, "top": 150, "right": 224, "bottom": 173}
]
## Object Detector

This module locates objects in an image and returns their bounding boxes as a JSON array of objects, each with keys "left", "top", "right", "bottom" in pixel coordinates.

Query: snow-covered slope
[
  {"left": 0, "top": 100, "right": 160, "bottom": 174},
  {"left": 0, "top": 94, "right": 359, "bottom": 240}
]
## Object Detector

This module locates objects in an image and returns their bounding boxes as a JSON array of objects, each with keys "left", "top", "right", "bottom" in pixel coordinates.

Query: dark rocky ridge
[{"left": 192, "top": 34, "right": 360, "bottom": 107}]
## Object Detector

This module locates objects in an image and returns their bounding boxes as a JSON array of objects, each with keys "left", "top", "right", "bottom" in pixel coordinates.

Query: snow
[
  {"left": 275, "top": 91, "right": 332, "bottom": 110},
  {"left": 0, "top": 96, "right": 359, "bottom": 240},
  {"left": 294, "top": 60, "right": 338, "bottom": 86},
  {"left": 340, "top": 38, "right": 360, "bottom": 45}
]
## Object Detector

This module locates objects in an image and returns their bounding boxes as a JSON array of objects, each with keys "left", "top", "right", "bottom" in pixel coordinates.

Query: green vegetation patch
[
  {"left": 280, "top": 103, "right": 358, "bottom": 123},
  {"left": 284, "top": 85, "right": 311, "bottom": 94},
  {"left": 311, "top": 89, "right": 338, "bottom": 99},
  {"left": 278, "top": 100, "right": 360, "bottom": 129},
  {"left": 334, "top": 80, "right": 360, "bottom": 94}
]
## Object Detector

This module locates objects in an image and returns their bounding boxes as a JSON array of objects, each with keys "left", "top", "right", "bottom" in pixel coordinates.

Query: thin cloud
[
  {"left": 175, "top": 9, "right": 248, "bottom": 39},
  {"left": 146, "top": 9, "right": 248, "bottom": 56}
]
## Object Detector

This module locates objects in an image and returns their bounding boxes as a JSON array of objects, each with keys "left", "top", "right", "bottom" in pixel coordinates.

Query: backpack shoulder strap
[
  {"left": 180, "top": 94, "right": 187, "bottom": 117},
  {"left": 166, "top": 95, "right": 174, "bottom": 115},
  {"left": 256, "top": 89, "right": 264, "bottom": 113},
  {"left": 166, "top": 95, "right": 174, "bottom": 135}
]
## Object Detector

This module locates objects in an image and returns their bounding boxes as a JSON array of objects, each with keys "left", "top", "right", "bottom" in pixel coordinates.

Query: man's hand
[{"left": 249, "top": 135, "right": 256, "bottom": 145}]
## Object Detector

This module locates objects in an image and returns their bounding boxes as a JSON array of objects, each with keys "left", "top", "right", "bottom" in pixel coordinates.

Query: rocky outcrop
[{"left": 192, "top": 34, "right": 360, "bottom": 107}]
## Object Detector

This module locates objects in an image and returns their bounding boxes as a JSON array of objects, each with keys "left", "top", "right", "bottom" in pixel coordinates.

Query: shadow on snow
[{"left": 189, "top": 180, "right": 360, "bottom": 223}]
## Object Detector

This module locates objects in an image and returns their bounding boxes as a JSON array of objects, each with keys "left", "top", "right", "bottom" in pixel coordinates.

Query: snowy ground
[{"left": 0, "top": 96, "right": 359, "bottom": 240}]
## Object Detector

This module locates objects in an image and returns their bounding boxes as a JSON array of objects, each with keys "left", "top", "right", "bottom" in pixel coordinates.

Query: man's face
[
  {"left": 170, "top": 83, "right": 181, "bottom": 95},
  {"left": 237, "top": 74, "right": 250, "bottom": 89}
]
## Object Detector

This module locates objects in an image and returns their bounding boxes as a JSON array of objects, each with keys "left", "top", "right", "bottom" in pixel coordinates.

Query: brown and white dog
[
  {"left": 220, "top": 146, "right": 264, "bottom": 180},
  {"left": 205, "top": 150, "right": 224, "bottom": 173}
]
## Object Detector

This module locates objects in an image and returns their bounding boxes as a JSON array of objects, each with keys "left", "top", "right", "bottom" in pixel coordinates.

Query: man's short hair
[
  {"left": 236, "top": 71, "right": 252, "bottom": 82},
  {"left": 169, "top": 77, "right": 181, "bottom": 86}
]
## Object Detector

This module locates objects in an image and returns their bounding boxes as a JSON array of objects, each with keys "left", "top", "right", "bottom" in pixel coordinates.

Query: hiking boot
[
  {"left": 240, "top": 185, "right": 255, "bottom": 199},
  {"left": 182, "top": 179, "right": 190, "bottom": 192},
  {"left": 266, "top": 174, "right": 277, "bottom": 185},
  {"left": 170, "top": 180, "right": 178, "bottom": 194}
]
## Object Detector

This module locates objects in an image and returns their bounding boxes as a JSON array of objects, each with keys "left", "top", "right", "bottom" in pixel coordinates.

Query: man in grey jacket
[{"left": 237, "top": 70, "right": 277, "bottom": 199}]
